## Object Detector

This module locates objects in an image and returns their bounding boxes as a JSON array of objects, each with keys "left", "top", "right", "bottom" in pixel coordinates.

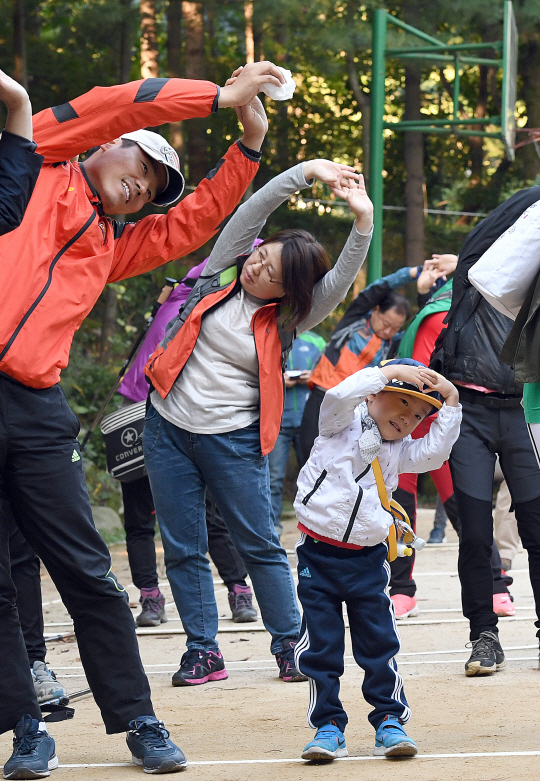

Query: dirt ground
[{"left": 2, "top": 509, "right": 540, "bottom": 780}]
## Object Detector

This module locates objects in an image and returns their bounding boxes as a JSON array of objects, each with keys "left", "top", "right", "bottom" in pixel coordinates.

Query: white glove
[{"left": 261, "top": 67, "right": 296, "bottom": 100}]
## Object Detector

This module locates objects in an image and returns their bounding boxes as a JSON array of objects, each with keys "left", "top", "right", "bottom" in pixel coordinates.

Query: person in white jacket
[{"left": 294, "top": 358, "right": 461, "bottom": 762}]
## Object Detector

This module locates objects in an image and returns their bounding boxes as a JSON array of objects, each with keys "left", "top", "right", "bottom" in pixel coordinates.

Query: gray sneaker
[
  {"left": 136, "top": 592, "right": 168, "bottom": 627},
  {"left": 31, "top": 661, "right": 68, "bottom": 704}
]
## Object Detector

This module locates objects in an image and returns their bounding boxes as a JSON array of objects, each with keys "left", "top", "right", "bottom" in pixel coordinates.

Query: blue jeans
[
  {"left": 143, "top": 405, "right": 301, "bottom": 654},
  {"left": 268, "top": 427, "right": 302, "bottom": 536}
]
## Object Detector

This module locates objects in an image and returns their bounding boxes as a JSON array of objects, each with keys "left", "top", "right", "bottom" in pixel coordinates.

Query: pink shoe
[
  {"left": 391, "top": 594, "right": 419, "bottom": 619},
  {"left": 493, "top": 593, "right": 515, "bottom": 617}
]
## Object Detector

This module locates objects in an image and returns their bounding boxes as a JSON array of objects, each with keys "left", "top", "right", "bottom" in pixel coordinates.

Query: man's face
[
  {"left": 370, "top": 305, "right": 406, "bottom": 341},
  {"left": 367, "top": 390, "right": 433, "bottom": 441},
  {"left": 83, "top": 139, "right": 168, "bottom": 215}
]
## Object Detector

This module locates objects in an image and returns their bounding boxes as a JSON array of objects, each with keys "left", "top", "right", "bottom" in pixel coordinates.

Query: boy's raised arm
[{"left": 319, "top": 367, "right": 388, "bottom": 437}]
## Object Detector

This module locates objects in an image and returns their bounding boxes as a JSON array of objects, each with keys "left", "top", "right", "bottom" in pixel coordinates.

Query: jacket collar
[{"left": 79, "top": 162, "right": 104, "bottom": 217}]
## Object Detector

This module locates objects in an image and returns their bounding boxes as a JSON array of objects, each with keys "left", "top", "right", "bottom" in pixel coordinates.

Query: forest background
[{"left": 2, "top": 0, "right": 540, "bottom": 510}]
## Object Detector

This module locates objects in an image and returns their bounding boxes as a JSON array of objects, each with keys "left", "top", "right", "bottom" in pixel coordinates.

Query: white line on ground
[
  {"left": 55, "top": 657, "right": 540, "bottom": 678},
  {"left": 50, "top": 644, "right": 540, "bottom": 673},
  {"left": 13, "top": 750, "right": 540, "bottom": 770}
]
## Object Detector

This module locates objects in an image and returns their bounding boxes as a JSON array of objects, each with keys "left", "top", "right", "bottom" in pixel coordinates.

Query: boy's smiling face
[{"left": 367, "top": 390, "right": 433, "bottom": 441}]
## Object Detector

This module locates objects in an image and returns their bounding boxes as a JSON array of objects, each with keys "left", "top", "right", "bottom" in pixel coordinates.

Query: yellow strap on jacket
[{"left": 371, "top": 457, "right": 414, "bottom": 562}]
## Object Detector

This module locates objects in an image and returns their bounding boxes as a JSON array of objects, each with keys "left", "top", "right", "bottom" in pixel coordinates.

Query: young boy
[{"left": 293, "top": 358, "right": 461, "bottom": 761}]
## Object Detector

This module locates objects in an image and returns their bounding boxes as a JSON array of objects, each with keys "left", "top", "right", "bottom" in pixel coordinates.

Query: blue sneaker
[
  {"left": 373, "top": 716, "right": 417, "bottom": 758},
  {"left": 126, "top": 716, "right": 187, "bottom": 774},
  {"left": 3, "top": 715, "right": 58, "bottom": 779},
  {"left": 301, "top": 724, "right": 348, "bottom": 761}
]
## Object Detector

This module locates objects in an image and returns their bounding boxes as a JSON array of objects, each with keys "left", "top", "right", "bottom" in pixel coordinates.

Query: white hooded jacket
[{"left": 294, "top": 367, "right": 462, "bottom": 547}]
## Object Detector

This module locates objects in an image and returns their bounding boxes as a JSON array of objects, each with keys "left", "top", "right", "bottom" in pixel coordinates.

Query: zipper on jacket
[
  {"left": 0, "top": 211, "right": 98, "bottom": 363},
  {"left": 354, "top": 465, "right": 370, "bottom": 482},
  {"left": 302, "top": 469, "right": 328, "bottom": 505},
  {"left": 342, "top": 485, "right": 363, "bottom": 543}
]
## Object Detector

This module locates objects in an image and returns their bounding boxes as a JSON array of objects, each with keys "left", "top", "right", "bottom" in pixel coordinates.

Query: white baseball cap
[{"left": 120, "top": 129, "right": 185, "bottom": 207}]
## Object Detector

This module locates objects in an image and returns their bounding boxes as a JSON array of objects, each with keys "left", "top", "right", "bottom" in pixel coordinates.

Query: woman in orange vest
[{"left": 144, "top": 158, "right": 373, "bottom": 687}]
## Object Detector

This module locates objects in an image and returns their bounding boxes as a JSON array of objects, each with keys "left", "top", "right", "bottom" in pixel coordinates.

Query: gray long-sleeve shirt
[{"left": 152, "top": 163, "right": 372, "bottom": 434}]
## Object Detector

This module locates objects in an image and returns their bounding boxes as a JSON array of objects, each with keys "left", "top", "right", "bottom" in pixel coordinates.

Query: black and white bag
[{"left": 100, "top": 401, "right": 147, "bottom": 482}]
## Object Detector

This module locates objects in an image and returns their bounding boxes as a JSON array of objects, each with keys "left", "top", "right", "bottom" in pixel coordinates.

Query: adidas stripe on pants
[{"left": 294, "top": 533, "right": 411, "bottom": 734}]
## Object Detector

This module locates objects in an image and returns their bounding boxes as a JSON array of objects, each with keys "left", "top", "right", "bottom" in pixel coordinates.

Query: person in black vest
[{"left": 431, "top": 190, "right": 540, "bottom": 676}]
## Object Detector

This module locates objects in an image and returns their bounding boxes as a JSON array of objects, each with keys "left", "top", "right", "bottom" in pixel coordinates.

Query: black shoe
[
  {"left": 3, "top": 715, "right": 58, "bottom": 779},
  {"left": 465, "top": 631, "right": 506, "bottom": 677},
  {"left": 275, "top": 639, "right": 308, "bottom": 682},
  {"left": 126, "top": 716, "right": 187, "bottom": 774},
  {"left": 171, "top": 648, "right": 228, "bottom": 686},
  {"left": 136, "top": 592, "right": 167, "bottom": 627},
  {"left": 228, "top": 584, "right": 257, "bottom": 623}
]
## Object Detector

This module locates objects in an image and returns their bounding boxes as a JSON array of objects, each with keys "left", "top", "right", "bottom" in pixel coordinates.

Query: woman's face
[{"left": 240, "top": 243, "right": 286, "bottom": 300}]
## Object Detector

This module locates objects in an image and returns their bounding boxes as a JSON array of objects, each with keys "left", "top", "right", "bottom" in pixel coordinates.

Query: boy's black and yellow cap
[{"left": 379, "top": 358, "right": 443, "bottom": 411}]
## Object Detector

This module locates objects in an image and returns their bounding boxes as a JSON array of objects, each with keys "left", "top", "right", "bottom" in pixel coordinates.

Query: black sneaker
[
  {"left": 171, "top": 649, "right": 228, "bottom": 686},
  {"left": 275, "top": 639, "right": 308, "bottom": 682},
  {"left": 126, "top": 716, "right": 187, "bottom": 774},
  {"left": 3, "top": 715, "right": 58, "bottom": 779},
  {"left": 136, "top": 592, "right": 167, "bottom": 628},
  {"left": 465, "top": 630, "right": 506, "bottom": 677},
  {"left": 228, "top": 584, "right": 257, "bottom": 623}
]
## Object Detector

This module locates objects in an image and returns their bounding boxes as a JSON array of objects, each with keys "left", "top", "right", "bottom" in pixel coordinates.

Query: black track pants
[
  {"left": 0, "top": 374, "right": 153, "bottom": 734},
  {"left": 9, "top": 515, "right": 46, "bottom": 665},
  {"left": 450, "top": 399, "right": 540, "bottom": 641}
]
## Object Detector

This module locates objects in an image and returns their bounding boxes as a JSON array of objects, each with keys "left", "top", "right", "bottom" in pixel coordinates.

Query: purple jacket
[{"left": 118, "top": 259, "right": 208, "bottom": 403}]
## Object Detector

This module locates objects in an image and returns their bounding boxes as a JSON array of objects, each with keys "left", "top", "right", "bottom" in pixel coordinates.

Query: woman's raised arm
[{"left": 298, "top": 174, "right": 373, "bottom": 334}]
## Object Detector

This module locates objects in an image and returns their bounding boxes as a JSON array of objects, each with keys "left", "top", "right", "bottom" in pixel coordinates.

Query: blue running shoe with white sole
[
  {"left": 3, "top": 715, "right": 58, "bottom": 779},
  {"left": 126, "top": 716, "right": 187, "bottom": 774},
  {"left": 301, "top": 724, "right": 348, "bottom": 762},
  {"left": 373, "top": 716, "right": 417, "bottom": 758}
]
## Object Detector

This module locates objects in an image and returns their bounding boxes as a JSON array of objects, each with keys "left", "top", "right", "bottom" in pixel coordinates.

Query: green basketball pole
[
  {"left": 366, "top": 1, "right": 516, "bottom": 283},
  {"left": 368, "top": 8, "right": 387, "bottom": 284}
]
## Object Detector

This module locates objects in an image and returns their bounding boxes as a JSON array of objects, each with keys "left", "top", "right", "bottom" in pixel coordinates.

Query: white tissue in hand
[{"left": 261, "top": 67, "right": 296, "bottom": 100}]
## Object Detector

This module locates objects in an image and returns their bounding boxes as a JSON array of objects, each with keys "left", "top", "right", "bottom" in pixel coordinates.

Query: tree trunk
[
  {"left": 99, "top": 286, "right": 118, "bottom": 363},
  {"left": 167, "top": 0, "right": 184, "bottom": 160},
  {"left": 519, "top": 33, "right": 540, "bottom": 179},
  {"left": 140, "top": 0, "right": 159, "bottom": 79},
  {"left": 245, "top": 2, "right": 255, "bottom": 63},
  {"left": 469, "top": 65, "right": 487, "bottom": 185},
  {"left": 119, "top": 0, "right": 133, "bottom": 82},
  {"left": 404, "top": 64, "right": 424, "bottom": 267},
  {"left": 13, "top": 0, "right": 28, "bottom": 89},
  {"left": 346, "top": 50, "right": 370, "bottom": 188},
  {"left": 182, "top": 1, "right": 208, "bottom": 184}
]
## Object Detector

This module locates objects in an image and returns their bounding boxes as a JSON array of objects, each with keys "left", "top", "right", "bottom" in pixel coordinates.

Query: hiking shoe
[
  {"left": 301, "top": 724, "right": 348, "bottom": 761},
  {"left": 275, "top": 639, "right": 308, "bottom": 682},
  {"left": 136, "top": 593, "right": 167, "bottom": 628},
  {"left": 391, "top": 594, "right": 419, "bottom": 619},
  {"left": 31, "top": 662, "right": 68, "bottom": 705},
  {"left": 427, "top": 527, "right": 446, "bottom": 544},
  {"left": 228, "top": 584, "right": 257, "bottom": 623},
  {"left": 465, "top": 630, "right": 506, "bottom": 677},
  {"left": 373, "top": 716, "right": 417, "bottom": 758},
  {"left": 171, "top": 649, "right": 228, "bottom": 686},
  {"left": 3, "top": 715, "right": 58, "bottom": 779},
  {"left": 126, "top": 716, "right": 186, "bottom": 774},
  {"left": 493, "top": 593, "right": 516, "bottom": 617}
]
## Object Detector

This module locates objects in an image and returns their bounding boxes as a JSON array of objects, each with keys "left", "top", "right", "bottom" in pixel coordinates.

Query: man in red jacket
[{"left": 0, "top": 62, "right": 281, "bottom": 778}]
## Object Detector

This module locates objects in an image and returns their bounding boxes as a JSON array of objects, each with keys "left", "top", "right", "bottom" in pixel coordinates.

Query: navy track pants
[{"left": 295, "top": 533, "right": 411, "bottom": 734}]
